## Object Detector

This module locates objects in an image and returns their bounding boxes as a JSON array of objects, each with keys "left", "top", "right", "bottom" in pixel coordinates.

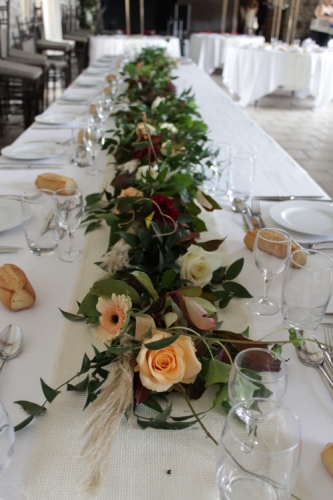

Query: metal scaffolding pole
[{"left": 221, "top": 0, "right": 228, "bottom": 34}]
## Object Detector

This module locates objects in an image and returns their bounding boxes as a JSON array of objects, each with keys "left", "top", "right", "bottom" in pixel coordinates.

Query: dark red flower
[{"left": 152, "top": 194, "right": 179, "bottom": 227}]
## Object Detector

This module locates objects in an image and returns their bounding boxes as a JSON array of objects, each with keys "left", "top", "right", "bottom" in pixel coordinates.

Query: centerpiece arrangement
[{"left": 14, "top": 47, "right": 301, "bottom": 492}]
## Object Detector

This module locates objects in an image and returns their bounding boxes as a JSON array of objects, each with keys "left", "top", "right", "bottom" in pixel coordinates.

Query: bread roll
[
  {"left": 244, "top": 228, "right": 307, "bottom": 267},
  {"left": 89, "top": 104, "right": 97, "bottom": 115},
  {"left": 321, "top": 443, "right": 333, "bottom": 475},
  {"left": 35, "top": 173, "right": 78, "bottom": 193},
  {"left": 0, "top": 264, "right": 36, "bottom": 311}
]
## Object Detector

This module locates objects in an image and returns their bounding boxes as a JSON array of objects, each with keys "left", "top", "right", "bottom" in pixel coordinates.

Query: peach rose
[{"left": 135, "top": 330, "right": 201, "bottom": 392}]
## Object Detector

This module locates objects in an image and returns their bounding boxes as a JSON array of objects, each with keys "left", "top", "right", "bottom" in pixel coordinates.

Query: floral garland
[{"left": 14, "top": 47, "right": 301, "bottom": 492}]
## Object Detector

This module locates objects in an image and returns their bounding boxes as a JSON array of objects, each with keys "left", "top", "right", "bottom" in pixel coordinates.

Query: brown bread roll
[
  {"left": 35, "top": 173, "right": 78, "bottom": 193},
  {"left": 0, "top": 264, "right": 36, "bottom": 311},
  {"left": 321, "top": 443, "right": 333, "bottom": 475},
  {"left": 244, "top": 228, "right": 307, "bottom": 267}
]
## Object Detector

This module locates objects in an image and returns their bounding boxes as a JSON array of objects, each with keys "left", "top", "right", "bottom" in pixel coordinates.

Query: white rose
[
  {"left": 151, "top": 96, "right": 165, "bottom": 110},
  {"left": 117, "top": 158, "right": 139, "bottom": 174},
  {"left": 160, "top": 122, "right": 178, "bottom": 134},
  {"left": 176, "top": 244, "right": 222, "bottom": 286},
  {"left": 135, "top": 164, "right": 159, "bottom": 180}
]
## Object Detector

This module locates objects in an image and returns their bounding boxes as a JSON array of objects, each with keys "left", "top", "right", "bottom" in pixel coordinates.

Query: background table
[
  {"left": 89, "top": 35, "right": 181, "bottom": 64},
  {"left": 223, "top": 45, "right": 333, "bottom": 109},
  {"left": 1, "top": 60, "right": 333, "bottom": 499},
  {"left": 189, "top": 33, "right": 265, "bottom": 74}
]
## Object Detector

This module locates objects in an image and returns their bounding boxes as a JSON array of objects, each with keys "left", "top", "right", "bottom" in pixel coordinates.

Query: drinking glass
[
  {"left": 247, "top": 228, "right": 292, "bottom": 315},
  {"left": 83, "top": 123, "right": 105, "bottom": 175},
  {"left": 228, "top": 348, "right": 288, "bottom": 418},
  {"left": 0, "top": 401, "right": 27, "bottom": 499},
  {"left": 281, "top": 249, "right": 333, "bottom": 336},
  {"left": 216, "top": 399, "right": 301, "bottom": 500},
  {"left": 227, "top": 151, "right": 255, "bottom": 207},
  {"left": 53, "top": 188, "right": 87, "bottom": 263},
  {"left": 71, "top": 124, "right": 92, "bottom": 168},
  {"left": 21, "top": 189, "right": 60, "bottom": 256},
  {"left": 96, "top": 95, "right": 113, "bottom": 123},
  {"left": 203, "top": 142, "right": 232, "bottom": 196}
]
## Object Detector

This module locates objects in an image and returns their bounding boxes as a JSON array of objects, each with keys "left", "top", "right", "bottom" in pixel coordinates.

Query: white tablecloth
[
  {"left": 189, "top": 33, "right": 265, "bottom": 74},
  {"left": 223, "top": 45, "right": 333, "bottom": 109},
  {"left": 1, "top": 63, "right": 333, "bottom": 499},
  {"left": 89, "top": 35, "right": 181, "bottom": 64}
]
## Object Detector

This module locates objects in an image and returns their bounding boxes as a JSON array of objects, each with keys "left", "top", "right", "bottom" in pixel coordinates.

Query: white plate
[
  {"left": 85, "top": 67, "right": 106, "bottom": 75},
  {"left": 92, "top": 61, "right": 111, "bottom": 68},
  {"left": 34, "top": 113, "right": 82, "bottom": 125},
  {"left": 269, "top": 201, "right": 333, "bottom": 236},
  {"left": 1, "top": 142, "right": 65, "bottom": 161},
  {"left": 61, "top": 93, "right": 89, "bottom": 102},
  {"left": 0, "top": 199, "right": 22, "bottom": 232},
  {"left": 76, "top": 77, "right": 104, "bottom": 87}
]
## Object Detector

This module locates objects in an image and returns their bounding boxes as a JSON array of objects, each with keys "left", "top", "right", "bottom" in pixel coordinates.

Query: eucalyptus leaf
[{"left": 144, "top": 332, "right": 181, "bottom": 350}]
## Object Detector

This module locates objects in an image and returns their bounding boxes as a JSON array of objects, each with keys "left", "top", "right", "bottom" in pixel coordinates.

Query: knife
[
  {"left": 0, "top": 246, "right": 23, "bottom": 253},
  {"left": 0, "top": 165, "right": 63, "bottom": 169},
  {"left": 299, "top": 241, "right": 333, "bottom": 250},
  {"left": 253, "top": 196, "right": 332, "bottom": 202}
]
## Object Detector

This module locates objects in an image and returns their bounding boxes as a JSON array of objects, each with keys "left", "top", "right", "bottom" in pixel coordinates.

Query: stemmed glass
[
  {"left": 228, "top": 348, "right": 288, "bottom": 420},
  {"left": 247, "top": 228, "right": 292, "bottom": 315},
  {"left": 83, "top": 123, "right": 105, "bottom": 176},
  {"left": 0, "top": 401, "right": 26, "bottom": 499},
  {"left": 53, "top": 188, "right": 87, "bottom": 263},
  {"left": 96, "top": 95, "right": 113, "bottom": 123},
  {"left": 281, "top": 249, "right": 333, "bottom": 338},
  {"left": 203, "top": 142, "right": 232, "bottom": 196}
]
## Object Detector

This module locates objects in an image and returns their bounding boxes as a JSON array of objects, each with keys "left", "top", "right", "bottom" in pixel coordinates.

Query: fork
[
  {"left": 251, "top": 199, "right": 266, "bottom": 228},
  {"left": 324, "top": 325, "right": 333, "bottom": 360},
  {"left": 296, "top": 343, "right": 333, "bottom": 398}
]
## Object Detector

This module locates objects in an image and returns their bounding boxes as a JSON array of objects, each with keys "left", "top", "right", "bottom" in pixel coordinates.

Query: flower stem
[{"left": 177, "top": 384, "right": 218, "bottom": 445}]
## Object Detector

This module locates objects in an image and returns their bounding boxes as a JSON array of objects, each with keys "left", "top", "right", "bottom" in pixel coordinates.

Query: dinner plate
[
  {"left": 92, "top": 61, "right": 112, "bottom": 68},
  {"left": 61, "top": 92, "right": 90, "bottom": 102},
  {"left": 75, "top": 77, "right": 104, "bottom": 87},
  {"left": 269, "top": 201, "right": 333, "bottom": 236},
  {"left": 0, "top": 199, "right": 22, "bottom": 232},
  {"left": 34, "top": 113, "right": 82, "bottom": 125},
  {"left": 85, "top": 67, "right": 106, "bottom": 75},
  {"left": 1, "top": 142, "right": 65, "bottom": 160}
]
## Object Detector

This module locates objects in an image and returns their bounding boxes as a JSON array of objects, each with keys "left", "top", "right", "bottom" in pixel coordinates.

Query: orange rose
[{"left": 135, "top": 330, "right": 201, "bottom": 392}]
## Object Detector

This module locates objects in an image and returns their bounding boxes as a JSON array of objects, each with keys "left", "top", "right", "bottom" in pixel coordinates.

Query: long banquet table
[
  {"left": 89, "top": 34, "right": 181, "bottom": 64},
  {"left": 223, "top": 44, "right": 333, "bottom": 109},
  {"left": 189, "top": 33, "right": 265, "bottom": 74},
  {"left": 1, "top": 59, "right": 333, "bottom": 499}
]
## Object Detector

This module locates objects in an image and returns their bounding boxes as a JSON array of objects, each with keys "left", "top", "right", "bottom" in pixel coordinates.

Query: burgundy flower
[{"left": 152, "top": 194, "right": 179, "bottom": 227}]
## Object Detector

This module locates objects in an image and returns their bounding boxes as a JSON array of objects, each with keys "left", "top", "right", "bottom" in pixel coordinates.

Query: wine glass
[
  {"left": 216, "top": 399, "right": 301, "bottom": 500},
  {"left": 228, "top": 348, "right": 288, "bottom": 419},
  {"left": 83, "top": 123, "right": 105, "bottom": 176},
  {"left": 281, "top": 249, "right": 333, "bottom": 338},
  {"left": 227, "top": 151, "right": 256, "bottom": 207},
  {"left": 247, "top": 228, "right": 292, "bottom": 315},
  {"left": 203, "top": 142, "right": 232, "bottom": 196},
  {"left": 53, "top": 188, "right": 87, "bottom": 263},
  {"left": 0, "top": 401, "right": 27, "bottom": 499}
]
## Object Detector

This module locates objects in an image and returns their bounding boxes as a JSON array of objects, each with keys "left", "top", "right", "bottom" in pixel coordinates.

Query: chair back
[
  {"left": 16, "top": 18, "right": 37, "bottom": 53},
  {"left": 0, "top": 0, "right": 10, "bottom": 58}
]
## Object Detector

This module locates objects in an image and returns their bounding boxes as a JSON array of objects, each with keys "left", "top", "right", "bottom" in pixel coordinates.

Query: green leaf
[
  {"left": 177, "top": 286, "right": 202, "bottom": 297},
  {"left": 223, "top": 282, "right": 252, "bottom": 298},
  {"left": 14, "top": 400, "right": 46, "bottom": 415},
  {"left": 90, "top": 279, "right": 140, "bottom": 303},
  {"left": 77, "top": 293, "right": 99, "bottom": 317},
  {"left": 137, "top": 418, "right": 197, "bottom": 430},
  {"left": 142, "top": 394, "right": 164, "bottom": 413},
  {"left": 160, "top": 269, "right": 177, "bottom": 288},
  {"left": 85, "top": 192, "right": 104, "bottom": 206},
  {"left": 289, "top": 328, "right": 304, "bottom": 347},
  {"left": 144, "top": 332, "right": 181, "bottom": 350},
  {"left": 85, "top": 221, "right": 102, "bottom": 234},
  {"left": 271, "top": 344, "right": 282, "bottom": 357},
  {"left": 105, "top": 345, "right": 132, "bottom": 355},
  {"left": 225, "top": 258, "right": 244, "bottom": 281},
  {"left": 241, "top": 327, "right": 250, "bottom": 338},
  {"left": 174, "top": 173, "right": 192, "bottom": 188},
  {"left": 213, "top": 384, "right": 229, "bottom": 407},
  {"left": 40, "top": 378, "right": 61, "bottom": 403},
  {"left": 155, "top": 402, "right": 173, "bottom": 422},
  {"left": 79, "top": 353, "right": 91, "bottom": 374},
  {"left": 117, "top": 231, "right": 141, "bottom": 247},
  {"left": 67, "top": 375, "right": 89, "bottom": 392},
  {"left": 131, "top": 271, "right": 159, "bottom": 301},
  {"left": 59, "top": 308, "right": 85, "bottom": 322},
  {"left": 196, "top": 239, "right": 224, "bottom": 252},
  {"left": 204, "top": 359, "right": 231, "bottom": 387},
  {"left": 14, "top": 415, "right": 35, "bottom": 432},
  {"left": 219, "top": 296, "right": 233, "bottom": 309}
]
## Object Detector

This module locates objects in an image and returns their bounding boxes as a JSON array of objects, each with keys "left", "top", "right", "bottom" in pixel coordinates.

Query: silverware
[
  {"left": 298, "top": 241, "right": 333, "bottom": 250},
  {"left": 0, "top": 246, "right": 23, "bottom": 253},
  {"left": 0, "top": 164, "right": 63, "bottom": 169},
  {"left": 324, "top": 326, "right": 333, "bottom": 360},
  {"left": 253, "top": 196, "right": 332, "bottom": 201},
  {"left": 251, "top": 199, "right": 265, "bottom": 228},
  {"left": 296, "top": 342, "right": 333, "bottom": 398},
  {"left": 312, "top": 335, "right": 333, "bottom": 375},
  {"left": 231, "top": 198, "right": 254, "bottom": 230},
  {"left": 0, "top": 324, "right": 23, "bottom": 375},
  {"left": 24, "top": 139, "right": 72, "bottom": 145}
]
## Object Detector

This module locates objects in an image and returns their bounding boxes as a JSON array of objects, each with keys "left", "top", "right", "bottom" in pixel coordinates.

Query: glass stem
[
  {"left": 68, "top": 230, "right": 77, "bottom": 255},
  {"left": 261, "top": 278, "right": 271, "bottom": 304}
]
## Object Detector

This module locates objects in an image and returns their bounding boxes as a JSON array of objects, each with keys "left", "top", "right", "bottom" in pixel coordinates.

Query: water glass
[
  {"left": 228, "top": 348, "right": 288, "bottom": 415},
  {"left": 204, "top": 142, "right": 232, "bottom": 195},
  {"left": 216, "top": 399, "right": 301, "bottom": 500},
  {"left": 71, "top": 124, "right": 92, "bottom": 168},
  {"left": 82, "top": 123, "right": 105, "bottom": 175},
  {"left": 21, "top": 189, "right": 60, "bottom": 256},
  {"left": 227, "top": 151, "right": 255, "bottom": 207},
  {"left": 281, "top": 249, "right": 333, "bottom": 335}
]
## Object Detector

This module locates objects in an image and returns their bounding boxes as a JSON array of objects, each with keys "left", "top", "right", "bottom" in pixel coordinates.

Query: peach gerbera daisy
[{"left": 91, "top": 294, "right": 132, "bottom": 343}]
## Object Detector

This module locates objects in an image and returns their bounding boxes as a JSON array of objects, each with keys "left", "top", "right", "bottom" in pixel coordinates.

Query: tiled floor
[{"left": 211, "top": 73, "right": 333, "bottom": 197}]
